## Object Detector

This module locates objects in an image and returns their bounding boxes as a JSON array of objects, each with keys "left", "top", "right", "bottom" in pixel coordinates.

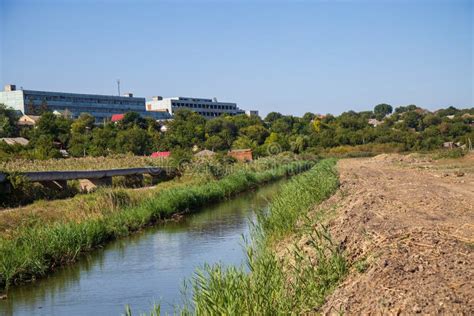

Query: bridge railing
[{"left": 0, "top": 167, "right": 173, "bottom": 192}]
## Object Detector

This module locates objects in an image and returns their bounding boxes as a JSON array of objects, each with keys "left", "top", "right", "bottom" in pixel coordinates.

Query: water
[{"left": 0, "top": 180, "right": 284, "bottom": 315}]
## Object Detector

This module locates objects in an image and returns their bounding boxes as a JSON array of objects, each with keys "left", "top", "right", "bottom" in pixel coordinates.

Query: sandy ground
[{"left": 315, "top": 153, "right": 474, "bottom": 314}]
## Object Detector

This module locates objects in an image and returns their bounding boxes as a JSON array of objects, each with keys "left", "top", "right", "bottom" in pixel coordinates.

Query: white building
[
  {"left": 146, "top": 96, "right": 247, "bottom": 119},
  {"left": 0, "top": 84, "right": 171, "bottom": 123},
  {"left": 245, "top": 110, "right": 259, "bottom": 117}
]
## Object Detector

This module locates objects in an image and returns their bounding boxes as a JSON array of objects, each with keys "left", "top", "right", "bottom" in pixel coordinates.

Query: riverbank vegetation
[
  {"left": 0, "top": 157, "right": 313, "bottom": 291},
  {"left": 157, "top": 159, "right": 345, "bottom": 314}
]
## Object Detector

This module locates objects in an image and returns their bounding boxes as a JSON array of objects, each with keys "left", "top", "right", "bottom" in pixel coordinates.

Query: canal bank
[
  {"left": 174, "top": 159, "right": 346, "bottom": 315},
  {"left": 0, "top": 178, "right": 286, "bottom": 315},
  {"left": 0, "top": 160, "right": 313, "bottom": 292}
]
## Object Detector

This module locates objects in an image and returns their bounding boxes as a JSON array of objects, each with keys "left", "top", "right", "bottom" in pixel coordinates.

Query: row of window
[
  {"left": 28, "top": 104, "right": 149, "bottom": 114},
  {"left": 26, "top": 100, "right": 143, "bottom": 110},
  {"left": 172, "top": 102, "right": 236, "bottom": 110},
  {"left": 199, "top": 111, "right": 237, "bottom": 117},
  {"left": 25, "top": 95, "right": 143, "bottom": 106},
  {"left": 26, "top": 105, "right": 170, "bottom": 120}
]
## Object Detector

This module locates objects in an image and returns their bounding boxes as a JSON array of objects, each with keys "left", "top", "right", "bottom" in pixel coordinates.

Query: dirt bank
[{"left": 313, "top": 154, "right": 473, "bottom": 314}]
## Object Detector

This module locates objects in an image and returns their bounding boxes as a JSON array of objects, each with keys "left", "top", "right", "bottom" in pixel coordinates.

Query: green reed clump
[
  {"left": 180, "top": 159, "right": 346, "bottom": 315},
  {"left": 0, "top": 160, "right": 313, "bottom": 291},
  {"left": 260, "top": 158, "right": 339, "bottom": 241}
]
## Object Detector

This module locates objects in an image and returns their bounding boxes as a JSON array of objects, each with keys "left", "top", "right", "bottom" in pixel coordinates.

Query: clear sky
[{"left": 0, "top": 0, "right": 472, "bottom": 116}]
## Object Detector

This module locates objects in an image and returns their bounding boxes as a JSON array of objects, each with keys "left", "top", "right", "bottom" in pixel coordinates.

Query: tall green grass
[
  {"left": 176, "top": 159, "right": 346, "bottom": 315},
  {"left": 0, "top": 161, "right": 313, "bottom": 291}
]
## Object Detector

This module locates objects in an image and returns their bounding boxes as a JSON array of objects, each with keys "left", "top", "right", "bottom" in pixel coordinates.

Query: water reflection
[{"left": 0, "top": 181, "right": 283, "bottom": 316}]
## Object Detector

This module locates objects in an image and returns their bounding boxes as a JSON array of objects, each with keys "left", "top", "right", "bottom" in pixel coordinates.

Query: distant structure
[
  {"left": 0, "top": 137, "right": 29, "bottom": 146},
  {"left": 0, "top": 84, "right": 171, "bottom": 123},
  {"left": 228, "top": 149, "right": 253, "bottom": 162},
  {"left": 245, "top": 110, "right": 259, "bottom": 117},
  {"left": 17, "top": 114, "right": 41, "bottom": 127},
  {"left": 147, "top": 96, "right": 254, "bottom": 119},
  {"left": 195, "top": 149, "right": 216, "bottom": 158}
]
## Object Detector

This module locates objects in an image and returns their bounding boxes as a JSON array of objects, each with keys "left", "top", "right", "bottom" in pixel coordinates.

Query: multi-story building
[
  {"left": 0, "top": 84, "right": 171, "bottom": 123},
  {"left": 146, "top": 96, "right": 246, "bottom": 119}
]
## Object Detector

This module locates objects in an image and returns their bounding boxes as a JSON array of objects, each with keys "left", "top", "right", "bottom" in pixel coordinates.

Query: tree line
[{"left": 0, "top": 103, "right": 473, "bottom": 160}]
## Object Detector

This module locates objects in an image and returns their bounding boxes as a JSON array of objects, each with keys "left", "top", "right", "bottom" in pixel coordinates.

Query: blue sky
[{"left": 0, "top": 0, "right": 472, "bottom": 116}]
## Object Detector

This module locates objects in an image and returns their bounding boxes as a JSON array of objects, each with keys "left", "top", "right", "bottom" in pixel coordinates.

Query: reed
[
  {"left": 0, "top": 160, "right": 313, "bottom": 291},
  {"left": 178, "top": 159, "right": 346, "bottom": 315}
]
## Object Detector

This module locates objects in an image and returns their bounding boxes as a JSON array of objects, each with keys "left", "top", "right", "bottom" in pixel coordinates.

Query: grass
[
  {"left": 0, "top": 160, "right": 313, "bottom": 292},
  {"left": 138, "top": 159, "right": 346, "bottom": 315},
  {"left": 0, "top": 154, "right": 167, "bottom": 172},
  {"left": 0, "top": 176, "right": 200, "bottom": 238}
]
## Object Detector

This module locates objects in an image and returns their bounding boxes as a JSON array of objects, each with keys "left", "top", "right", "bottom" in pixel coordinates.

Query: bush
[{"left": 434, "top": 148, "right": 467, "bottom": 159}]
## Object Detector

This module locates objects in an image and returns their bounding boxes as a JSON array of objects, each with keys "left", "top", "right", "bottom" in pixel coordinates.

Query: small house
[
  {"left": 0, "top": 137, "right": 29, "bottom": 146},
  {"left": 17, "top": 115, "right": 41, "bottom": 127},
  {"left": 443, "top": 142, "right": 454, "bottom": 149},
  {"left": 151, "top": 151, "right": 171, "bottom": 158},
  {"left": 228, "top": 149, "right": 253, "bottom": 162},
  {"left": 368, "top": 118, "right": 382, "bottom": 127},
  {"left": 195, "top": 149, "right": 216, "bottom": 158},
  {"left": 111, "top": 114, "right": 125, "bottom": 123}
]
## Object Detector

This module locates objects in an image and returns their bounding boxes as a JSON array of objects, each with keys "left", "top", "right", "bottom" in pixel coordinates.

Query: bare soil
[{"left": 314, "top": 153, "right": 473, "bottom": 314}]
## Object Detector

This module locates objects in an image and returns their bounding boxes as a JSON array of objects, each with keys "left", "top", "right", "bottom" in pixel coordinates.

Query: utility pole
[{"left": 117, "top": 79, "right": 121, "bottom": 96}]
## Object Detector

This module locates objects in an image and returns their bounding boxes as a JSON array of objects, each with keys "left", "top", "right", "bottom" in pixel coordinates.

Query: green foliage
[
  {"left": 0, "top": 104, "right": 19, "bottom": 137},
  {"left": 434, "top": 148, "right": 467, "bottom": 159},
  {"left": 204, "top": 135, "right": 226, "bottom": 151},
  {"left": 170, "top": 148, "right": 193, "bottom": 170},
  {"left": 232, "top": 135, "right": 256, "bottom": 150},
  {"left": 178, "top": 160, "right": 346, "bottom": 314},
  {"left": 115, "top": 127, "right": 152, "bottom": 155},
  {"left": 374, "top": 103, "right": 393, "bottom": 118},
  {"left": 240, "top": 124, "right": 269, "bottom": 145},
  {"left": 1, "top": 172, "right": 79, "bottom": 207},
  {"left": 0, "top": 104, "right": 472, "bottom": 162},
  {"left": 30, "top": 135, "right": 62, "bottom": 160}
]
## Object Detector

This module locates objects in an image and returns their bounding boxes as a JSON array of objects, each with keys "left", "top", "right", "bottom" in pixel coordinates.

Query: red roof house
[
  {"left": 111, "top": 114, "right": 125, "bottom": 122},
  {"left": 151, "top": 151, "right": 171, "bottom": 158}
]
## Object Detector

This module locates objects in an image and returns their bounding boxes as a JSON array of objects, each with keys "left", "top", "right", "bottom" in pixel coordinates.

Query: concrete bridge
[{"left": 0, "top": 167, "right": 172, "bottom": 192}]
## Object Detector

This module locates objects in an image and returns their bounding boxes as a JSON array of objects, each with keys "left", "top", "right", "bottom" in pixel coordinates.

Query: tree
[
  {"left": 115, "top": 127, "right": 151, "bottom": 155},
  {"left": 68, "top": 133, "right": 92, "bottom": 157},
  {"left": 290, "top": 135, "right": 308, "bottom": 153},
  {"left": 263, "top": 132, "right": 289, "bottom": 153},
  {"left": 403, "top": 111, "right": 423, "bottom": 130},
  {"left": 34, "top": 112, "right": 72, "bottom": 147},
  {"left": 89, "top": 126, "right": 116, "bottom": 156},
  {"left": 164, "top": 109, "right": 206, "bottom": 149},
  {"left": 119, "top": 111, "right": 147, "bottom": 129},
  {"left": 264, "top": 112, "right": 283, "bottom": 124},
  {"left": 71, "top": 113, "right": 95, "bottom": 134},
  {"left": 0, "top": 103, "right": 19, "bottom": 137},
  {"left": 204, "top": 117, "right": 238, "bottom": 148},
  {"left": 311, "top": 118, "right": 321, "bottom": 133},
  {"left": 302, "top": 112, "right": 315, "bottom": 123},
  {"left": 229, "top": 114, "right": 262, "bottom": 129},
  {"left": 395, "top": 104, "right": 417, "bottom": 114},
  {"left": 68, "top": 113, "right": 95, "bottom": 156},
  {"left": 205, "top": 135, "right": 226, "bottom": 151},
  {"left": 374, "top": 104, "right": 393, "bottom": 118},
  {"left": 31, "top": 135, "right": 62, "bottom": 160},
  {"left": 240, "top": 125, "right": 269, "bottom": 145},
  {"left": 271, "top": 117, "right": 293, "bottom": 134},
  {"left": 232, "top": 136, "right": 256, "bottom": 150}
]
